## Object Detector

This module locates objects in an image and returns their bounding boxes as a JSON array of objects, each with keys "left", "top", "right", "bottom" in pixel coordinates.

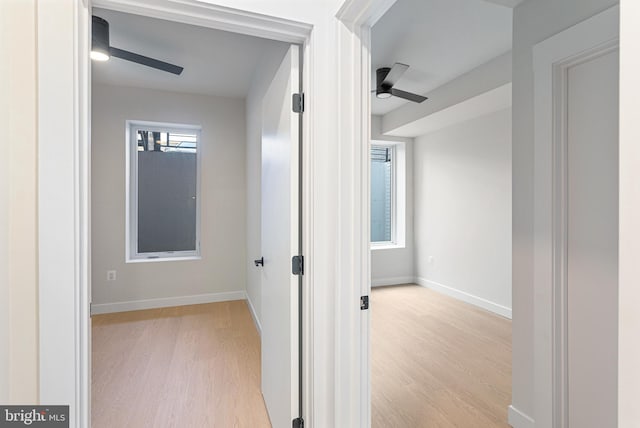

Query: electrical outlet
[
  {"left": 107, "top": 270, "right": 117, "bottom": 281},
  {"left": 427, "top": 256, "right": 434, "bottom": 265}
]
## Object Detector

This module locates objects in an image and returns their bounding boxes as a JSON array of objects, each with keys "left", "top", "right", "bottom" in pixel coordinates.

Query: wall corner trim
[
  {"left": 415, "top": 277, "right": 512, "bottom": 319},
  {"left": 90, "top": 290, "right": 246, "bottom": 315},
  {"left": 508, "top": 405, "right": 535, "bottom": 428},
  {"left": 245, "top": 292, "right": 262, "bottom": 337}
]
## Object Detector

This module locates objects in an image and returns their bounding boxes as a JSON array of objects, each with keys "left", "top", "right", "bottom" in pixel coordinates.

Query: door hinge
[
  {"left": 292, "top": 255, "right": 304, "bottom": 275},
  {"left": 292, "top": 93, "right": 304, "bottom": 113},
  {"left": 292, "top": 418, "right": 304, "bottom": 428},
  {"left": 360, "top": 295, "right": 369, "bottom": 310}
]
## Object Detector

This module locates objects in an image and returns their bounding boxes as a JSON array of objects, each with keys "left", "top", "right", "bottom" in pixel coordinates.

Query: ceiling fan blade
[
  {"left": 382, "top": 63, "right": 409, "bottom": 87},
  {"left": 110, "top": 47, "right": 184, "bottom": 75},
  {"left": 391, "top": 88, "right": 427, "bottom": 103}
]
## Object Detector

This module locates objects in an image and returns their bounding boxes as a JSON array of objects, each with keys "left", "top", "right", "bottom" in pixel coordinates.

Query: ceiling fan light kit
[
  {"left": 375, "top": 67, "right": 393, "bottom": 99},
  {"left": 375, "top": 63, "right": 427, "bottom": 103},
  {"left": 91, "top": 15, "right": 184, "bottom": 75},
  {"left": 91, "top": 16, "right": 111, "bottom": 61}
]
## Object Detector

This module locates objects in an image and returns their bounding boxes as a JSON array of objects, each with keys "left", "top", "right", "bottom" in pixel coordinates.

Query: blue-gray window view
[
  {"left": 371, "top": 145, "right": 392, "bottom": 242},
  {"left": 135, "top": 129, "right": 198, "bottom": 254}
]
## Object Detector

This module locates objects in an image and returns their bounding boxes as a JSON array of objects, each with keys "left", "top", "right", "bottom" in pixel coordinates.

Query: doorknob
[{"left": 254, "top": 257, "right": 264, "bottom": 267}]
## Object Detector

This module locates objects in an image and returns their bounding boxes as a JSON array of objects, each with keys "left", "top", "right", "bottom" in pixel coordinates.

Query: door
[
  {"left": 261, "top": 45, "right": 301, "bottom": 428},
  {"left": 567, "top": 48, "right": 619, "bottom": 428}
]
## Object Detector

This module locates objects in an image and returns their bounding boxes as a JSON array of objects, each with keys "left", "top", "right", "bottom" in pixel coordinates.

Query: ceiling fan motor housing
[
  {"left": 376, "top": 67, "right": 392, "bottom": 98},
  {"left": 92, "top": 16, "right": 110, "bottom": 56}
]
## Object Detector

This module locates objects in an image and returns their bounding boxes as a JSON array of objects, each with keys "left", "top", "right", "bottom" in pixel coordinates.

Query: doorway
[
  {"left": 89, "top": 6, "right": 305, "bottom": 427},
  {"left": 367, "top": 0, "right": 513, "bottom": 425}
]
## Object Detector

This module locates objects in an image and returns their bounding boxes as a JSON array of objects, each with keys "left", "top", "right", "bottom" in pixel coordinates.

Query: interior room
[
  {"left": 369, "top": 0, "right": 513, "bottom": 426},
  {"left": 2, "top": 0, "right": 630, "bottom": 427},
  {"left": 89, "top": 8, "right": 294, "bottom": 426}
]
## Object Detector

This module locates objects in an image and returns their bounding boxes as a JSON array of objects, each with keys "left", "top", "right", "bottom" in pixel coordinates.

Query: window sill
[
  {"left": 371, "top": 243, "right": 405, "bottom": 251},
  {"left": 126, "top": 255, "right": 202, "bottom": 264}
]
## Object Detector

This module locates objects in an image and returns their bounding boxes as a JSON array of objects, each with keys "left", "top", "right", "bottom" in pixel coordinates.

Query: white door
[
  {"left": 567, "top": 48, "right": 619, "bottom": 428},
  {"left": 261, "top": 45, "right": 301, "bottom": 428}
]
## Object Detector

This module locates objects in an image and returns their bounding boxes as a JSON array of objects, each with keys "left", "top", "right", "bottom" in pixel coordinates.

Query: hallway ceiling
[
  {"left": 371, "top": 0, "right": 513, "bottom": 116},
  {"left": 91, "top": 8, "right": 288, "bottom": 97}
]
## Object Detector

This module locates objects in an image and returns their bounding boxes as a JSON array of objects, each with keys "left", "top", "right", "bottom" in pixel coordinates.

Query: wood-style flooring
[
  {"left": 372, "top": 284, "right": 512, "bottom": 428},
  {"left": 92, "top": 286, "right": 511, "bottom": 428},
  {"left": 91, "top": 301, "right": 271, "bottom": 428}
]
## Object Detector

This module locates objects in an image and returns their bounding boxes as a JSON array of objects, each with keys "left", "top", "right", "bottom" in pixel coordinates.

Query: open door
[{"left": 260, "top": 45, "right": 302, "bottom": 428}]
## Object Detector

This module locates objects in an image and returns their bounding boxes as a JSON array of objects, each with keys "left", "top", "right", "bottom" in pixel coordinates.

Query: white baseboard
[
  {"left": 91, "top": 290, "right": 246, "bottom": 315},
  {"left": 508, "top": 405, "right": 534, "bottom": 428},
  {"left": 245, "top": 293, "right": 262, "bottom": 337},
  {"left": 371, "top": 276, "right": 415, "bottom": 287},
  {"left": 414, "top": 277, "right": 512, "bottom": 319}
]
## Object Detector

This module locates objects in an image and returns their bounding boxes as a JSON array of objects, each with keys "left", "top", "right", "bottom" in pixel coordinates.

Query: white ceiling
[
  {"left": 371, "top": 0, "right": 512, "bottom": 115},
  {"left": 92, "top": 8, "right": 288, "bottom": 97}
]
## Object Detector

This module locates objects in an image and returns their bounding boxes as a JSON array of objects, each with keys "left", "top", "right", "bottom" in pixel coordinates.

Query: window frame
[
  {"left": 125, "top": 120, "right": 202, "bottom": 263},
  {"left": 370, "top": 140, "right": 406, "bottom": 250}
]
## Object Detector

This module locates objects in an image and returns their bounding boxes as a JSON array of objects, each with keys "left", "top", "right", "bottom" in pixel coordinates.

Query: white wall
[
  {"left": 0, "top": 0, "right": 39, "bottom": 403},
  {"left": 91, "top": 83, "right": 247, "bottom": 309},
  {"left": 413, "top": 108, "right": 512, "bottom": 317},
  {"left": 0, "top": 1, "right": 10, "bottom": 401},
  {"left": 619, "top": 1, "right": 640, "bottom": 423},
  {"left": 512, "top": 0, "right": 618, "bottom": 420},
  {"left": 370, "top": 115, "right": 415, "bottom": 286},
  {"left": 245, "top": 45, "right": 290, "bottom": 331}
]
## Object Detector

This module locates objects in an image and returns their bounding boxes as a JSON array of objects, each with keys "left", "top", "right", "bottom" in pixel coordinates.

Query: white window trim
[
  {"left": 125, "top": 120, "right": 202, "bottom": 262},
  {"left": 370, "top": 139, "right": 406, "bottom": 250}
]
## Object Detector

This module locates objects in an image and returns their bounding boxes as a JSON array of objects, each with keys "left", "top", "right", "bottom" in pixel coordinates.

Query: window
[
  {"left": 370, "top": 141, "right": 406, "bottom": 248},
  {"left": 371, "top": 145, "right": 393, "bottom": 243},
  {"left": 126, "top": 121, "right": 201, "bottom": 261}
]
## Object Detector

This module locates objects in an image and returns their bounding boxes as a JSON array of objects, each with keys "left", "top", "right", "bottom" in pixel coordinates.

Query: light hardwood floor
[
  {"left": 93, "top": 287, "right": 510, "bottom": 428},
  {"left": 371, "top": 284, "right": 512, "bottom": 428},
  {"left": 91, "top": 300, "right": 271, "bottom": 428}
]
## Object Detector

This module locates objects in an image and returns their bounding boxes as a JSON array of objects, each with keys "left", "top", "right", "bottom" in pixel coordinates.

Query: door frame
[
  {"left": 37, "top": 1, "right": 312, "bottom": 426},
  {"left": 532, "top": 5, "right": 619, "bottom": 427},
  {"left": 334, "top": 1, "right": 397, "bottom": 426},
  {"left": 37, "top": 1, "right": 91, "bottom": 425}
]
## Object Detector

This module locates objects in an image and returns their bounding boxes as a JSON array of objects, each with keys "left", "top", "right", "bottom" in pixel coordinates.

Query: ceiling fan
[
  {"left": 374, "top": 63, "right": 427, "bottom": 103},
  {"left": 91, "top": 16, "right": 184, "bottom": 75}
]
